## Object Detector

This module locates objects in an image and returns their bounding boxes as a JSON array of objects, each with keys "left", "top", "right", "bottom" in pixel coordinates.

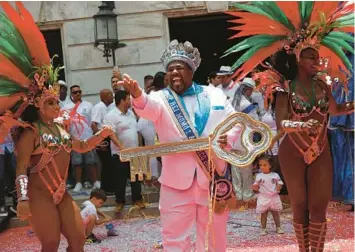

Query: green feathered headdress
[{"left": 224, "top": 1, "right": 354, "bottom": 83}]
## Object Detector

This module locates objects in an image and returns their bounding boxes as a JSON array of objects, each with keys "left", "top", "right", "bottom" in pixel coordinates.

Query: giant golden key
[{"left": 120, "top": 113, "right": 272, "bottom": 182}]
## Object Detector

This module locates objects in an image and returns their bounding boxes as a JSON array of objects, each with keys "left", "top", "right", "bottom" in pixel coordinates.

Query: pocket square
[{"left": 212, "top": 106, "right": 224, "bottom": 110}]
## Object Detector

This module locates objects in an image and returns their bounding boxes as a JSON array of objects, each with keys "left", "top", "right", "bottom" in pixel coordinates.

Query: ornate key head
[{"left": 210, "top": 112, "right": 273, "bottom": 167}]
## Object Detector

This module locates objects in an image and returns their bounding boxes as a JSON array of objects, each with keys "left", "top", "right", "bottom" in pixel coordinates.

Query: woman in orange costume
[
  {"left": 0, "top": 3, "right": 120, "bottom": 251},
  {"left": 225, "top": 2, "right": 354, "bottom": 251}
]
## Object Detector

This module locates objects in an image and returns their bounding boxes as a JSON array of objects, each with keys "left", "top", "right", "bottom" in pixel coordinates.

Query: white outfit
[
  {"left": 91, "top": 101, "right": 112, "bottom": 130},
  {"left": 254, "top": 172, "right": 283, "bottom": 214},
  {"left": 103, "top": 107, "right": 139, "bottom": 155},
  {"left": 63, "top": 100, "right": 93, "bottom": 140},
  {"left": 261, "top": 111, "right": 280, "bottom": 155},
  {"left": 251, "top": 91, "right": 265, "bottom": 118},
  {"left": 231, "top": 95, "right": 257, "bottom": 201},
  {"left": 238, "top": 95, "right": 259, "bottom": 121},
  {"left": 59, "top": 97, "right": 72, "bottom": 109},
  {"left": 137, "top": 117, "right": 160, "bottom": 178},
  {"left": 80, "top": 200, "right": 98, "bottom": 220},
  {"left": 222, "top": 81, "right": 239, "bottom": 100},
  {"left": 132, "top": 86, "right": 243, "bottom": 252},
  {"left": 208, "top": 83, "right": 222, "bottom": 89}
]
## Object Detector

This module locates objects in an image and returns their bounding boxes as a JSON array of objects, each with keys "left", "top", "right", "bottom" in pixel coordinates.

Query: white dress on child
[{"left": 254, "top": 172, "right": 283, "bottom": 213}]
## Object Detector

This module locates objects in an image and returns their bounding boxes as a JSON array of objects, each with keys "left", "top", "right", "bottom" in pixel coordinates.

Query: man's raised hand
[{"left": 117, "top": 74, "right": 142, "bottom": 98}]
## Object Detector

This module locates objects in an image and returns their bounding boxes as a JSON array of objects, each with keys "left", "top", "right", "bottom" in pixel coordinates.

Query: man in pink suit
[{"left": 117, "top": 40, "right": 243, "bottom": 251}]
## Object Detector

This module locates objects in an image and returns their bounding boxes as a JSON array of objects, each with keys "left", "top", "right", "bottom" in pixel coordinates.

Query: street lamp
[{"left": 93, "top": 1, "right": 126, "bottom": 65}]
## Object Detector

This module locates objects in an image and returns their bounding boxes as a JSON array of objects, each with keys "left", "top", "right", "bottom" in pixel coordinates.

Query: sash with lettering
[{"left": 162, "top": 84, "right": 236, "bottom": 213}]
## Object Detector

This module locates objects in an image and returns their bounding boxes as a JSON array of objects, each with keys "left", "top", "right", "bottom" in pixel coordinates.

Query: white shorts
[{"left": 256, "top": 194, "right": 283, "bottom": 214}]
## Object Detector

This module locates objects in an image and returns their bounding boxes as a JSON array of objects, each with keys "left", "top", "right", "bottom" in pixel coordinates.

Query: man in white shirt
[
  {"left": 207, "top": 71, "right": 222, "bottom": 88},
  {"left": 91, "top": 89, "right": 115, "bottom": 193},
  {"left": 63, "top": 85, "right": 99, "bottom": 192},
  {"left": 103, "top": 90, "right": 144, "bottom": 213},
  {"left": 92, "top": 89, "right": 114, "bottom": 132},
  {"left": 116, "top": 40, "right": 244, "bottom": 252},
  {"left": 58, "top": 80, "right": 72, "bottom": 108},
  {"left": 218, "top": 66, "right": 240, "bottom": 99},
  {"left": 230, "top": 78, "right": 259, "bottom": 204}
]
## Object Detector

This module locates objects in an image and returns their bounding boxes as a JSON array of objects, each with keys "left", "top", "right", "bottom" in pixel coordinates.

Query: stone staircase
[{"left": 0, "top": 185, "right": 161, "bottom": 231}]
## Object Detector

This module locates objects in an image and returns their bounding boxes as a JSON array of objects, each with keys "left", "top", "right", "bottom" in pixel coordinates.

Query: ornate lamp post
[{"left": 93, "top": 1, "right": 126, "bottom": 66}]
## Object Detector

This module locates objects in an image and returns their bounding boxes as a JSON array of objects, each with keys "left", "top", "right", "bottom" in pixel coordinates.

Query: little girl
[{"left": 252, "top": 154, "right": 285, "bottom": 235}]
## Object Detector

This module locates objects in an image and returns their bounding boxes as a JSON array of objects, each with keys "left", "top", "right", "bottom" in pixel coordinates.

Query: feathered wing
[
  {"left": 0, "top": 2, "right": 50, "bottom": 67},
  {"left": 0, "top": 1, "right": 51, "bottom": 114}
]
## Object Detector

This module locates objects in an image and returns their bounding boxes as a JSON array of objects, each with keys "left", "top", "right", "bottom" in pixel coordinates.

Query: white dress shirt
[
  {"left": 103, "top": 107, "right": 139, "bottom": 155},
  {"left": 238, "top": 95, "right": 260, "bottom": 121},
  {"left": 91, "top": 101, "right": 112, "bottom": 130},
  {"left": 251, "top": 91, "right": 266, "bottom": 117},
  {"left": 222, "top": 81, "right": 240, "bottom": 100},
  {"left": 59, "top": 97, "right": 73, "bottom": 109},
  {"left": 63, "top": 100, "right": 93, "bottom": 140}
]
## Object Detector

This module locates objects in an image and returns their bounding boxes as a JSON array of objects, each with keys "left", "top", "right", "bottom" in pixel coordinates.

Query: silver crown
[{"left": 160, "top": 40, "right": 201, "bottom": 73}]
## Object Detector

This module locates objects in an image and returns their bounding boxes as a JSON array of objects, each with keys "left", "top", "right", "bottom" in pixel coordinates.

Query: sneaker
[
  {"left": 134, "top": 200, "right": 146, "bottom": 209},
  {"left": 86, "top": 233, "right": 101, "bottom": 244},
  {"left": 93, "top": 181, "right": 101, "bottom": 189},
  {"left": 0, "top": 206, "right": 8, "bottom": 217},
  {"left": 84, "top": 181, "right": 92, "bottom": 189},
  {"left": 115, "top": 203, "right": 124, "bottom": 213},
  {"left": 73, "top": 183, "right": 83, "bottom": 193},
  {"left": 66, "top": 183, "right": 74, "bottom": 190},
  {"left": 107, "top": 228, "right": 119, "bottom": 237},
  {"left": 260, "top": 229, "right": 268, "bottom": 236},
  {"left": 276, "top": 227, "right": 285, "bottom": 234}
]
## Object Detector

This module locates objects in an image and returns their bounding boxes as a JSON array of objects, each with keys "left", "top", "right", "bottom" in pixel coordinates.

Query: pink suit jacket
[{"left": 132, "top": 86, "right": 242, "bottom": 191}]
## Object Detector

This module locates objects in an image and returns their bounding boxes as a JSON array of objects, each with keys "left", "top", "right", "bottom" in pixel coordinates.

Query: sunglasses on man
[{"left": 72, "top": 90, "right": 82, "bottom": 95}]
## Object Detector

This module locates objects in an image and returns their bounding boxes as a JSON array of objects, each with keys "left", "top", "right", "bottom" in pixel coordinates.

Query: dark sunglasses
[{"left": 72, "top": 90, "right": 82, "bottom": 95}]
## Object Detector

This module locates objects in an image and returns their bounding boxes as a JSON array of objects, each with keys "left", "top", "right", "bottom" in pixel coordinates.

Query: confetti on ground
[{"left": 0, "top": 206, "right": 353, "bottom": 252}]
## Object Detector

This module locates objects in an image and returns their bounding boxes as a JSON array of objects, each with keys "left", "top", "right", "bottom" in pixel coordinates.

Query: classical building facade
[{"left": 10, "top": 1, "right": 230, "bottom": 103}]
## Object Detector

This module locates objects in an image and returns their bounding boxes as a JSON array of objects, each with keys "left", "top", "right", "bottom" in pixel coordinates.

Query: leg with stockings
[
  {"left": 307, "top": 144, "right": 333, "bottom": 252},
  {"left": 278, "top": 136, "right": 309, "bottom": 251}
]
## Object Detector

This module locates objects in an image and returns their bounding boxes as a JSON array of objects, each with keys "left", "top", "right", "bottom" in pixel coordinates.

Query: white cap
[
  {"left": 58, "top": 80, "right": 66, "bottom": 86},
  {"left": 240, "top": 77, "right": 255, "bottom": 88},
  {"left": 217, "top": 66, "right": 233, "bottom": 76}
]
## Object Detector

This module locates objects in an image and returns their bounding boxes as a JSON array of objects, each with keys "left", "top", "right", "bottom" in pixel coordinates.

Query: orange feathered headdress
[
  {"left": 0, "top": 2, "right": 63, "bottom": 115},
  {"left": 224, "top": 1, "right": 354, "bottom": 83}
]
